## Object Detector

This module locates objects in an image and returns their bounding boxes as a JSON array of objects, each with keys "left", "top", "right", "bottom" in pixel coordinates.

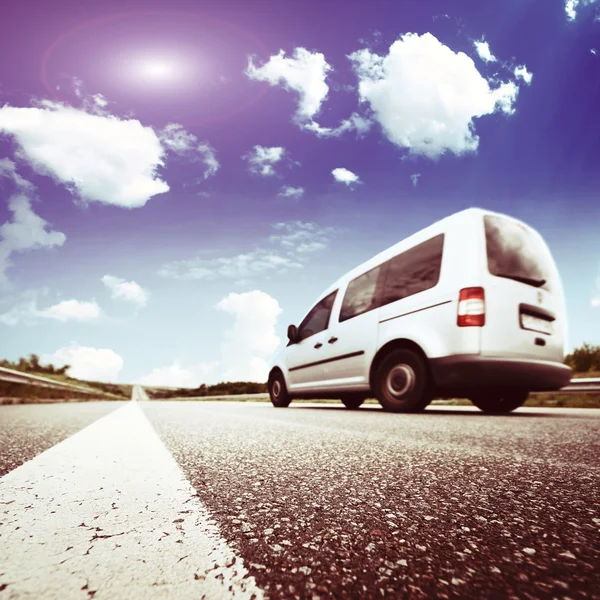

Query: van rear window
[{"left": 484, "top": 215, "right": 552, "bottom": 291}]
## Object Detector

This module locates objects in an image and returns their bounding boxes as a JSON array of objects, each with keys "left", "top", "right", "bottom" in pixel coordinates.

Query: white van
[{"left": 267, "top": 208, "right": 572, "bottom": 413}]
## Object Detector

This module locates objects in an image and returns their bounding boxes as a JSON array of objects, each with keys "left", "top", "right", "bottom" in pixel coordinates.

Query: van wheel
[
  {"left": 340, "top": 395, "right": 365, "bottom": 410},
  {"left": 375, "top": 350, "right": 432, "bottom": 413},
  {"left": 469, "top": 389, "right": 529, "bottom": 413},
  {"left": 268, "top": 372, "right": 292, "bottom": 408}
]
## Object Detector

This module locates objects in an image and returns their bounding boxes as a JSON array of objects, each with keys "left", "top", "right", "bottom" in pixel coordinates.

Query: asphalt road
[
  {"left": 0, "top": 401, "right": 126, "bottom": 477},
  {"left": 1, "top": 401, "right": 599, "bottom": 599}
]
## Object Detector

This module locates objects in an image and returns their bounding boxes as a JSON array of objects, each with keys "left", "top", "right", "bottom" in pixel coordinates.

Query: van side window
[
  {"left": 382, "top": 234, "right": 444, "bottom": 306},
  {"left": 297, "top": 290, "right": 338, "bottom": 341},
  {"left": 339, "top": 265, "right": 383, "bottom": 322}
]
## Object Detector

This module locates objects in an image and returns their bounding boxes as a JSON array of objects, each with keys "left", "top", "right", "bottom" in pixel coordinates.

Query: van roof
[{"left": 316, "top": 207, "right": 525, "bottom": 302}]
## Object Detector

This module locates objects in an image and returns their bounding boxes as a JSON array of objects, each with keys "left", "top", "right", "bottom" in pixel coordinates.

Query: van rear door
[{"left": 479, "top": 214, "right": 565, "bottom": 363}]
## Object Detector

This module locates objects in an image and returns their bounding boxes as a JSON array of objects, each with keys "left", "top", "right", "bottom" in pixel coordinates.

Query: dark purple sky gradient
[{"left": 0, "top": 0, "right": 599, "bottom": 383}]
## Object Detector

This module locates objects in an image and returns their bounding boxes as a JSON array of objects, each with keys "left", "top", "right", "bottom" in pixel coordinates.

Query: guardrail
[
  {"left": 0, "top": 366, "right": 100, "bottom": 395},
  {"left": 557, "top": 378, "right": 600, "bottom": 393}
]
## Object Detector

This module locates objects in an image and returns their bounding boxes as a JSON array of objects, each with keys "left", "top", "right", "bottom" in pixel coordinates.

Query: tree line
[
  {"left": 564, "top": 343, "right": 600, "bottom": 373},
  {"left": 0, "top": 354, "right": 70, "bottom": 375},
  {"left": 2, "top": 343, "right": 599, "bottom": 399},
  {"left": 147, "top": 381, "right": 268, "bottom": 399}
]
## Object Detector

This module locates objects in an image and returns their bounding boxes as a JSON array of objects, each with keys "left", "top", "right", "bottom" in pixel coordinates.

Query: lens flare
[{"left": 40, "top": 10, "right": 270, "bottom": 126}]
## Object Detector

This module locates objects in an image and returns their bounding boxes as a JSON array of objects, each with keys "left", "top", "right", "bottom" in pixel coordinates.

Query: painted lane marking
[
  {"left": 131, "top": 385, "right": 150, "bottom": 402},
  {"left": 0, "top": 401, "right": 264, "bottom": 599}
]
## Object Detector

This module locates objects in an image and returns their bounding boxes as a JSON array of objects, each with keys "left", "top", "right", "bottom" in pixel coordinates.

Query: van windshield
[{"left": 484, "top": 215, "right": 553, "bottom": 291}]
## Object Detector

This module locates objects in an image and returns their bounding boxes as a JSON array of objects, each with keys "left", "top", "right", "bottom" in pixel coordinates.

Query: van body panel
[
  {"left": 478, "top": 213, "right": 566, "bottom": 363},
  {"left": 320, "top": 302, "right": 380, "bottom": 390},
  {"left": 378, "top": 300, "right": 481, "bottom": 359},
  {"left": 269, "top": 207, "right": 571, "bottom": 399},
  {"left": 284, "top": 331, "right": 328, "bottom": 389}
]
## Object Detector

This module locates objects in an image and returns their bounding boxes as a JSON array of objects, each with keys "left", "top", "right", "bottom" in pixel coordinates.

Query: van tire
[
  {"left": 268, "top": 372, "right": 292, "bottom": 408},
  {"left": 375, "top": 349, "right": 432, "bottom": 413},
  {"left": 341, "top": 395, "right": 365, "bottom": 410},
  {"left": 469, "top": 389, "right": 529, "bottom": 413}
]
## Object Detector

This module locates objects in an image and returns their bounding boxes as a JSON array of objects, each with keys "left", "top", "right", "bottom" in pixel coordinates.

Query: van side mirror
[{"left": 287, "top": 324, "right": 299, "bottom": 344}]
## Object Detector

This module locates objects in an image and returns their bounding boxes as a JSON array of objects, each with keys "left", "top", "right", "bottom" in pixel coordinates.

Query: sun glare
[{"left": 141, "top": 60, "right": 172, "bottom": 79}]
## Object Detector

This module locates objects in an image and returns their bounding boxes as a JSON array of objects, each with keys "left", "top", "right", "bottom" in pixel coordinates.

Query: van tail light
[{"left": 457, "top": 287, "right": 485, "bottom": 327}]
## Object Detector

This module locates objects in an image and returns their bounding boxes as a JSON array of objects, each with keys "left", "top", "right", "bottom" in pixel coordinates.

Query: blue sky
[{"left": 0, "top": 0, "right": 599, "bottom": 384}]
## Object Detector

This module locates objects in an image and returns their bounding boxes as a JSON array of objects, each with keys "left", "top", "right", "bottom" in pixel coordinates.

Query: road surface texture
[
  {"left": 0, "top": 400, "right": 599, "bottom": 599},
  {"left": 0, "top": 401, "right": 126, "bottom": 477},
  {"left": 142, "top": 402, "right": 600, "bottom": 600}
]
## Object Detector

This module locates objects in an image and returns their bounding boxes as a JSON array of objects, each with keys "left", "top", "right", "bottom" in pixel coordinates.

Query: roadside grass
[{"left": 0, "top": 377, "right": 129, "bottom": 405}]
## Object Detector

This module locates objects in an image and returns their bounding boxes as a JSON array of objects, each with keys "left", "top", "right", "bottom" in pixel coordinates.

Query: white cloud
[
  {"left": 42, "top": 343, "right": 123, "bottom": 382},
  {"left": 0, "top": 164, "right": 66, "bottom": 281},
  {"left": 136, "top": 291, "right": 282, "bottom": 385},
  {"left": 0, "top": 102, "right": 169, "bottom": 208},
  {"left": 159, "top": 123, "right": 219, "bottom": 180},
  {"left": 217, "top": 291, "right": 282, "bottom": 382},
  {"left": 303, "top": 113, "right": 372, "bottom": 138},
  {"left": 0, "top": 158, "right": 34, "bottom": 191},
  {"left": 246, "top": 47, "right": 332, "bottom": 121},
  {"left": 246, "top": 48, "right": 371, "bottom": 138},
  {"left": 473, "top": 39, "right": 497, "bottom": 63},
  {"left": 91, "top": 94, "right": 108, "bottom": 109},
  {"left": 73, "top": 77, "right": 83, "bottom": 99},
  {"left": 410, "top": 173, "right": 421, "bottom": 187},
  {"left": 159, "top": 249, "right": 302, "bottom": 281},
  {"left": 332, "top": 167, "right": 361, "bottom": 186},
  {"left": 67, "top": 77, "right": 108, "bottom": 113},
  {"left": 136, "top": 360, "right": 218, "bottom": 387},
  {"left": 0, "top": 299, "right": 39, "bottom": 326},
  {"left": 159, "top": 122, "right": 197, "bottom": 154},
  {"left": 243, "top": 145, "right": 286, "bottom": 176},
  {"left": 269, "top": 221, "right": 339, "bottom": 254},
  {"left": 197, "top": 143, "right": 219, "bottom": 179},
  {"left": 278, "top": 185, "right": 305, "bottom": 199},
  {"left": 566, "top": 0, "right": 578, "bottom": 20},
  {"left": 565, "top": 0, "right": 599, "bottom": 21},
  {"left": 160, "top": 221, "right": 339, "bottom": 281},
  {"left": 102, "top": 275, "right": 148, "bottom": 307},
  {"left": 348, "top": 33, "right": 519, "bottom": 159},
  {"left": 514, "top": 65, "right": 533, "bottom": 85},
  {"left": 592, "top": 48, "right": 598, "bottom": 55},
  {"left": 0, "top": 293, "right": 102, "bottom": 325},
  {"left": 0, "top": 196, "right": 65, "bottom": 257},
  {"left": 37, "top": 299, "right": 102, "bottom": 322}
]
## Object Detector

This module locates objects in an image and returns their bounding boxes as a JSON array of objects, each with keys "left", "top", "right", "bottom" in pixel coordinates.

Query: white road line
[
  {"left": 0, "top": 401, "right": 264, "bottom": 600},
  {"left": 131, "top": 385, "right": 150, "bottom": 402}
]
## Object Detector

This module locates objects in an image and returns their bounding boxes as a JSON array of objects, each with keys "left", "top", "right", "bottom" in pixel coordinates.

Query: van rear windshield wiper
[{"left": 495, "top": 273, "right": 546, "bottom": 287}]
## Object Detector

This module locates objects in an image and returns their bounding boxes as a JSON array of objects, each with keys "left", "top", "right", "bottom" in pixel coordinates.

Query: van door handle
[
  {"left": 314, "top": 342, "right": 322, "bottom": 349},
  {"left": 328, "top": 337, "right": 338, "bottom": 344}
]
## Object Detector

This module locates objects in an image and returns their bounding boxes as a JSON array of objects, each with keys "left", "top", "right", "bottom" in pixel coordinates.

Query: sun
[{"left": 141, "top": 59, "right": 172, "bottom": 79}]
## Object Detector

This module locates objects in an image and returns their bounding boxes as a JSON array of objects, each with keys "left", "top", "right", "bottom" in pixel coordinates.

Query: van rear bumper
[{"left": 429, "top": 355, "right": 572, "bottom": 391}]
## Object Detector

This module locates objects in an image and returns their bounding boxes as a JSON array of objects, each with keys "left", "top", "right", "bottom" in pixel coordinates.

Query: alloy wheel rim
[
  {"left": 272, "top": 380, "right": 281, "bottom": 399},
  {"left": 386, "top": 364, "right": 415, "bottom": 399}
]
